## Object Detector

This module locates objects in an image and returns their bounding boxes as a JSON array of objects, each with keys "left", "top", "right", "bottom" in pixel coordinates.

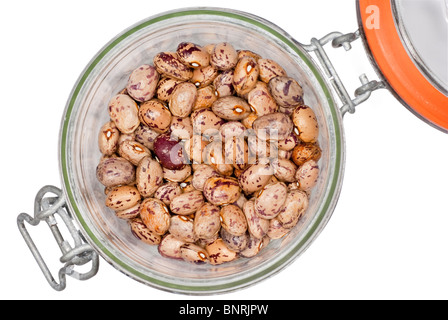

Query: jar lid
[{"left": 358, "top": 0, "right": 448, "bottom": 132}]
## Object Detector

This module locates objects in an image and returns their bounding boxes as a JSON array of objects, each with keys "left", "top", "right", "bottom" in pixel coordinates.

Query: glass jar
[{"left": 50, "top": 8, "right": 345, "bottom": 294}]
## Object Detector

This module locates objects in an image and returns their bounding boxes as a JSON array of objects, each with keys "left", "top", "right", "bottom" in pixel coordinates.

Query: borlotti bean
[
  {"left": 138, "top": 99, "right": 172, "bottom": 133},
  {"left": 126, "top": 64, "right": 159, "bottom": 102},
  {"left": 105, "top": 185, "right": 141, "bottom": 211},
  {"left": 95, "top": 41, "right": 323, "bottom": 265},
  {"left": 206, "top": 238, "right": 237, "bottom": 265},
  {"left": 116, "top": 203, "right": 141, "bottom": 220},
  {"left": 118, "top": 140, "right": 151, "bottom": 165},
  {"left": 140, "top": 198, "right": 171, "bottom": 236},
  {"left": 193, "top": 203, "right": 221, "bottom": 239},
  {"left": 158, "top": 234, "right": 185, "bottom": 259},
  {"left": 169, "top": 215, "right": 196, "bottom": 243},
  {"left": 176, "top": 42, "right": 210, "bottom": 69},
  {"left": 135, "top": 156, "right": 163, "bottom": 197},
  {"left": 154, "top": 182, "right": 182, "bottom": 205},
  {"left": 98, "top": 121, "right": 120, "bottom": 156},
  {"left": 108, "top": 94, "right": 140, "bottom": 134},
  {"left": 194, "top": 85, "right": 218, "bottom": 110},
  {"left": 130, "top": 218, "right": 162, "bottom": 245}
]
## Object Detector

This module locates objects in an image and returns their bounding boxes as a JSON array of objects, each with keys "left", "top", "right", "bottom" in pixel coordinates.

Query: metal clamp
[
  {"left": 17, "top": 185, "right": 99, "bottom": 291},
  {"left": 303, "top": 30, "right": 386, "bottom": 116}
]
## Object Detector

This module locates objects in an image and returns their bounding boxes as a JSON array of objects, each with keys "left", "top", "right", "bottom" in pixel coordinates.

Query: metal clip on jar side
[
  {"left": 17, "top": 185, "right": 99, "bottom": 291},
  {"left": 303, "top": 30, "right": 386, "bottom": 116}
]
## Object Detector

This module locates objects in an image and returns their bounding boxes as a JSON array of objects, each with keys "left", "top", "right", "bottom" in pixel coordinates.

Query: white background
[{"left": 2, "top": 0, "right": 447, "bottom": 300}]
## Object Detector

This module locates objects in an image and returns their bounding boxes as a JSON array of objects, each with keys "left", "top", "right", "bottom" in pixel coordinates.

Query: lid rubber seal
[{"left": 358, "top": 0, "right": 448, "bottom": 132}]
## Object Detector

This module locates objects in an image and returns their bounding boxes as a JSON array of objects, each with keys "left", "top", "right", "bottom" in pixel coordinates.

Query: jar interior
[{"left": 61, "top": 9, "right": 344, "bottom": 293}]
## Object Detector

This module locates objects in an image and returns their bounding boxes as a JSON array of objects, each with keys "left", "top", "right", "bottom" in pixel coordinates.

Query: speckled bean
[
  {"left": 193, "top": 85, "right": 218, "bottom": 110},
  {"left": 105, "top": 185, "right": 141, "bottom": 211},
  {"left": 169, "top": 215, "right": 196, "bottom": 243},
  {"left": 210, "top": 42, "right": 238, "bottom": 71},
  {"left": 220, "top": 228, "right": 249, "bottom": 252},
  {"left": 140, "top": 198, "right": 171, "bottom": 236},
  {"left": 134, "top": 124, "right": 160, "bottom": 151},
  {"left": 190, "top": 108, "right": 225, "bottom": 135},
  {"left": 277, "top": 132, "right": 299, "bottom": 151},
  {"left": 96, "top": 156, "right": 135, "bottom": 187},
  {"left": 239, "top": 234, "right": 270, "bottom": 258},
  {"left": 170, "top": 116, "right": 193, "bottom": 140},
  {"left": 258, "top": 59, "right": 287, "bottom": 83},
  {"left": 219, "top": 121, "right": 246, "bottom": 141},
  {"left": 291, "top": 142, "right": 322, "bottom": 166},
  {"left": 154, "top": 182, "right": 182, "bottom": 205},
  {"left": 176, "top": 42, "right": 210, "bottom": 68},
  {"left": 126, "top": 64, "right": 159, "bottom": 102},
  {"left": 194, "top": 203, "right": 221, "bottom": 239},
  {"left": 223, "top": 136, "right": 249, "bottom": 170},
  {"left": 138, "top": 99, "right": 172, "bottom": 133},
  {"left": 190, "top": 65, "right": 219, "bottom": 88},
  {"left": 202, "top": 176, "right": 241, "bottom": 206},
  {"left": 292, "top": 105, "right": 319, "bottom": 143},
  {"left": 219, "top": 204, "right": 247, "bottom": 236},
  {"left": 156, "top": 77, "right": 183, "bottom": 102},
  {"left": 192, "top": 164, "right": 220, "bottom": 191},
  {"left": 118, "top": 140, "right": 151, "bottom": 165},
  {"left": 238, "top": 163, "right": 274, "bottom": 194},
  {"left": 295, "top": 160, "right": 319, "bottom": 192},
  {"left": 158, "top": 234, "right": 185, "bottom": 259},
  {"left": 277, "top": 189, "right": 308, "bottom": 229},
  {"left": 267, "top": 218, "right": 290, "bottom": 239},
  {"left": 205, "top": 238, "right": 237, "bottom": 265},
  {"left": 233, "top": 56, "right": 259, "bottom": 96},
  {"left": 136, "top": 156, "right": 164, "bottom": 197},
  {"left": 153, "top": 51, "right": 193, "bottom": 81},
  {"left": 108, "top": 94, "right": 140, "bottom": 134},
  {"left": 243, "top": 199, "right": 269, "bottom": 239},
  {"left": 268, "top": 76, "right": 304, "bottom": 108},
  {"left": 115, "top": 202, "right": 141, "bottom": 220},
  {"left": 170, "top": 190, "right": 204, "bottom": 215},
  {"left": 254, "top": 182, "right": 288, "bottom": 219},
  {"left": 252, "top": 112, "right": 293, "bottom": 141},
  {"left": 180, "top": 243, "right": 209, "bottom": 264},
  {"left": 162, "top": 164, "right": 192, "bottom": 183},
  {"left": 272, "top": 158, "right": 297, "bottom": 183},
  {"left": 169, "top": 82, "right": 197, "bottom": 117},
  {"left": 247, "top": 81, "right": 278, "bottom": 116},
  {"left": 212, "top": 96, "right": 251, "bottom": 121},
  {"left": 213, "top": 70, "right": 235, "bottom": 98},
  {"left": 130, "top": 218, "right": 161, "bottom": 245},
  {"left": 202, "top": 141, "right": 234, "bottom": 176},
  {"left": 98, "top": 121, "right": 120, "bottom": 156}
]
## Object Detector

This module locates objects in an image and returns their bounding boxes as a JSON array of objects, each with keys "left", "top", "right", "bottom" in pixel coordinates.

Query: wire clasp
[{"left": 303, "top": 30, "right": 386, "bottom": 116}]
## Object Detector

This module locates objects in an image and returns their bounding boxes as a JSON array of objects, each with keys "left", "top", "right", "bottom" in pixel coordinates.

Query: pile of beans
[{"left": 96, "top": 41, "right": 322, "bottom": 265}]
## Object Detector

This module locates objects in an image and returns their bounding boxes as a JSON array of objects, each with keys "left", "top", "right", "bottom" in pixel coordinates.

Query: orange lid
[{"left": 357, "top": 0, "right": 448, "bottom": 132}]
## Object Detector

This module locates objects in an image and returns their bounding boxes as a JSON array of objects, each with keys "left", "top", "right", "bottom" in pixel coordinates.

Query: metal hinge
[
  {"left": 17, "top": 185, "right": 99, "bottom": 291},
  {"left": 303, "top": 30, "right": 386, "bottom": 116}
]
